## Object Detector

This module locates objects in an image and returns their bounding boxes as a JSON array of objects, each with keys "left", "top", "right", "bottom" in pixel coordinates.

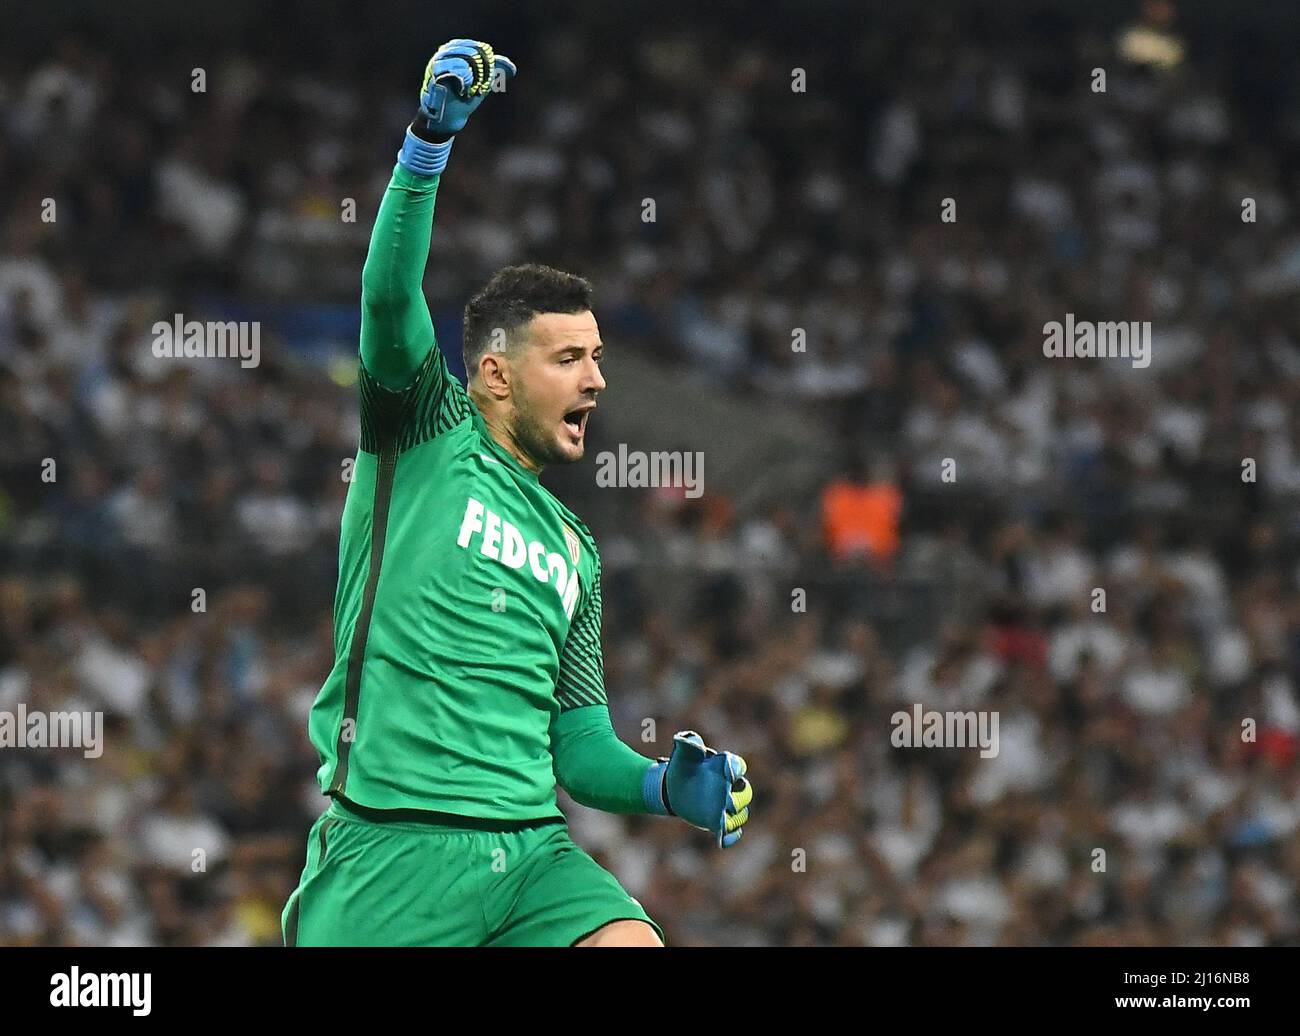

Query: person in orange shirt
[{"left": 821, "top": 455, "right": 903, "bottom": 567}]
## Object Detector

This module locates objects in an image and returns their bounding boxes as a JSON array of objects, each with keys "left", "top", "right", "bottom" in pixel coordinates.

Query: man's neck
[{"left": 475, "top": 395, "right": 543, "bottom": 473}]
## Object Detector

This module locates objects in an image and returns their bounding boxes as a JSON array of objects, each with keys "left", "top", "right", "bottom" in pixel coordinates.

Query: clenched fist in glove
[
  {"left": 398, "top": 38, "right": 517, "bottom": 177},
  {"left": 643, "top": 731, "right": 753, "bottom": 848}
]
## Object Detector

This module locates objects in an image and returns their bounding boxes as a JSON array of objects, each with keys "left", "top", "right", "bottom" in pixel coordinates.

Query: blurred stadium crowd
[{"left": 2, "top": 5, "right": 1299, "bottom": 946}]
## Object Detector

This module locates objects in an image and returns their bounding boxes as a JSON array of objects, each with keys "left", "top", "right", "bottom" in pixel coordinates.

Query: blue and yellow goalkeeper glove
[
  {"left": 643, "top": 731, "right": 753, "bottom": 848},
  {"left": 398, "top": 38, "right": 517, "bottom": 177}
]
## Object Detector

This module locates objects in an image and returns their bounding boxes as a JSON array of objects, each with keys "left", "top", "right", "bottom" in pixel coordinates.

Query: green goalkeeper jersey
[{"left": 308, "top": 165, "right": 611, "bottom": 820}]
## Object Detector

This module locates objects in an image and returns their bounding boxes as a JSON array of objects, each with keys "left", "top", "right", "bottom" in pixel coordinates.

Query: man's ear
[{"left": 477, "top": 351, "right": 512, "bottom": 400}]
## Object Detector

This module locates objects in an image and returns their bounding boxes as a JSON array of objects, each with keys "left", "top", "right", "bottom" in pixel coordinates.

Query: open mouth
[{"left": 563, "top": 405, "right": 594, "bottom": 438}]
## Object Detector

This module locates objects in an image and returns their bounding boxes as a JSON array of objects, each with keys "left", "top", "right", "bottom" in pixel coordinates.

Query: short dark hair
[{"left": 462, "top": 264, "right": 593, "bottom": 377}]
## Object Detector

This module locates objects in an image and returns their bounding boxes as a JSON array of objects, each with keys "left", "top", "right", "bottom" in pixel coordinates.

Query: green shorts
[{"left": 282, "top": 796, "right": 663, "bottom": 946}]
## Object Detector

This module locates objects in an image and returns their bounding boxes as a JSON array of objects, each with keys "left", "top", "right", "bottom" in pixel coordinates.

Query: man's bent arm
[
  {"left": 551, "top": 561, "right": 663, "bottom": 815},
  {"left": 551, "top": 705, "right": 658, "bottom": 814}
]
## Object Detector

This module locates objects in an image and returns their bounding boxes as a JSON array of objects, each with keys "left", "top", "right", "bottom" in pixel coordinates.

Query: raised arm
[
  {"left": 359, "top": 40, "right": 517, "bottom": 393},
  {"left": 359, "top": 168, "right": 441, "bottom": 391}
]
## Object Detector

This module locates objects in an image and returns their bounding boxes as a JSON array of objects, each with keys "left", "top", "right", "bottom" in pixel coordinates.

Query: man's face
[{"left": 507, "top": 310, "right": 605, "bottom": 467}]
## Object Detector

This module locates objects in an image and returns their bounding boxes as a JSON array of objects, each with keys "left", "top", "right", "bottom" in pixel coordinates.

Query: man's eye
[{"left": 560, "top": 357, "right": 576, "bottom": 365}]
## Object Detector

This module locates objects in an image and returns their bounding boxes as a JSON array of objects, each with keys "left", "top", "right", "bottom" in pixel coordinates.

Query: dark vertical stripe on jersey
[
  {"left": 329, "top": 443, "right": 398, "bottom": 795},
  {"left": 339, "top": 346, "right": 471, "bottom": 798}
]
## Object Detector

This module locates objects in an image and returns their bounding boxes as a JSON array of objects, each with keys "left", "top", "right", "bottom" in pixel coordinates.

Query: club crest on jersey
[
  {"left": 562, "top": 524, "right": 581, "bottom": 567},
  {"left": 457, "top": 497, "right": 581, "bottom": 619}
]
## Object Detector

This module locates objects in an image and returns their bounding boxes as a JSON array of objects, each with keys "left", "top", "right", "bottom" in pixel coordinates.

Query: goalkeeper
[{"left": 282, "top": 39, "right": 753, "bottom": 947}]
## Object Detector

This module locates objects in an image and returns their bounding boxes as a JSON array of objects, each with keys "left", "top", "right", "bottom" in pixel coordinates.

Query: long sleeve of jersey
[
  {"left": 359, "top": 164, "right": 441, "bottom": 392},
  {"left": 550, "top": 704, "right": 657, "bottom": 814},
  {"left": 549, "top": 559, "right": 656, "bottom": 813},
  {"left": 356, "top": 164, "right": 471, "bottom": 455}
]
